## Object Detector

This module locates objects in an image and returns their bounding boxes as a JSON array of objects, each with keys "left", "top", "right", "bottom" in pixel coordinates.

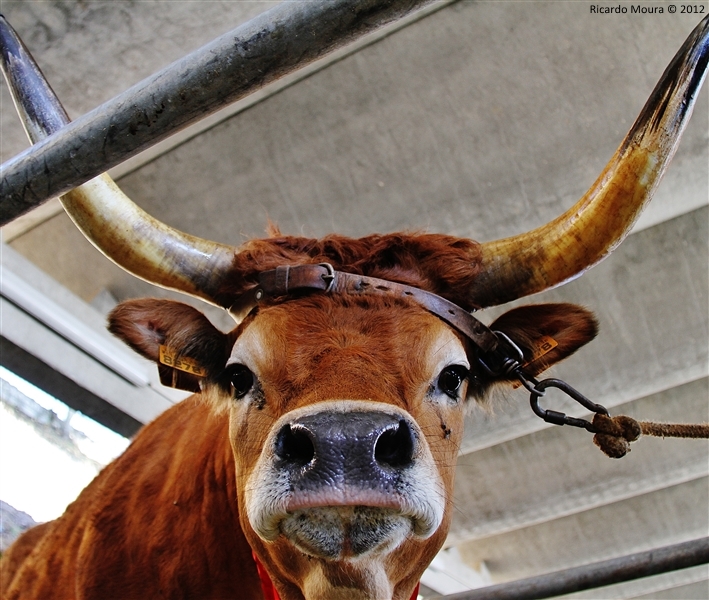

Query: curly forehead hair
[{"left": 217, "top": 232, "right": 483, "bottom": 311}]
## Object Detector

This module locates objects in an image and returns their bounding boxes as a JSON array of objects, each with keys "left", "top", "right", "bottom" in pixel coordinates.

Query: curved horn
[
  {"left": 471, "top": 15, "right": 709, "bottom": 309},
  {"left": 0, "top": 16, "right": 236, "bottom": 307}
]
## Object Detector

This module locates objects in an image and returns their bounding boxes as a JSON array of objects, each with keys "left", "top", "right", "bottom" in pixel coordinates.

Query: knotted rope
[
  {"left": 591, "top": 413, "right": 709, "bottom": 458},
  {"left": 513, "top": 370, "right": 709, "bottom": 459}
]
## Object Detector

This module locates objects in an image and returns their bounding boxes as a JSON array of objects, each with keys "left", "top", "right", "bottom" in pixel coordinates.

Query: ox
[{"left": 1, "top": 13, "right": 708, "bottom": 600}]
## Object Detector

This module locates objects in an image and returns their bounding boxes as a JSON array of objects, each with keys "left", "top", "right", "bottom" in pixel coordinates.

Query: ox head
[
  {"left": 2, "top": 13, "right": 708, "bottom": 600},
  {"left": 106, "top": 254, "right": 597, "bottom": 599}
]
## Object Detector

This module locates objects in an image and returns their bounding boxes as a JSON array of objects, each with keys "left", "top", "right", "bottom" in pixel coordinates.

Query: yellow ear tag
[
  {"left": 526, "top": 336, "right": 558, "bottom": 364},
  {"left": 159, "top": 345, "right": 207, "bottom": 377}
]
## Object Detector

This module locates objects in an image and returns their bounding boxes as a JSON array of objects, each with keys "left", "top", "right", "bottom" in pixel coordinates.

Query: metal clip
[
  {"left": 477, "top": 331, "right": 525, "bottom": 377},
  {"left": 518, "top": 374, "right": 610, "bottom": 433}
]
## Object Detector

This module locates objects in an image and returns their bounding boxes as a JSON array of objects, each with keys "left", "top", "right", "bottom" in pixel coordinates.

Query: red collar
[{"left": 253, "top": 552, "right": 420, "bottom": 600}]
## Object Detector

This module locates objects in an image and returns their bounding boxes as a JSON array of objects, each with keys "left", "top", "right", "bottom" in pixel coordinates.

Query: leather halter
[{"left": 229, "top": 263, "right": 503, "bottom": 356}]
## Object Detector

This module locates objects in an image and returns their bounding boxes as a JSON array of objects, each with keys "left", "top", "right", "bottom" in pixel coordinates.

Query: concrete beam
[
  {"left": 0, "top": 299, "right": 173, "bottom": 426},
  {"left": 450, "top": 378, "right": 709, "bottom": 545},
  {"left": 458, "top": 479, "right": 708, "bottom": 584},
  {"left": 0, "top": 244, "right": 185, "bottom": 429},
  {"left": 0, "top": 336, "right": 141, "bottom": 437}
]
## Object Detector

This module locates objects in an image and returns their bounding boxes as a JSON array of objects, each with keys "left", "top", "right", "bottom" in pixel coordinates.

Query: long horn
[
  {"left": 471, "top": 15, "right": 709, "bottom": 309},
  {"left": 0, "top": 16, "right": 236, "bottom": 307}
]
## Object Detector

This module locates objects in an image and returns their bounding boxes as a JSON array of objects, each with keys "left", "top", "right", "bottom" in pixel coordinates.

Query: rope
[
  {"left": 591, "top": 413, "right": 709, "bottom": 458},
  {"left": 639, "top": 421, "right": 709, "bottom": 438}
]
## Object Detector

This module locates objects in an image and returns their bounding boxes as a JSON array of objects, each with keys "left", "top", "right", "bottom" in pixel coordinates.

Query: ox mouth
[
  {"left": 280, "top": 506, "right": 411, "bottom": 560},
  {"left": 250, "top": 483, "right": 442, "bottom": 547}
]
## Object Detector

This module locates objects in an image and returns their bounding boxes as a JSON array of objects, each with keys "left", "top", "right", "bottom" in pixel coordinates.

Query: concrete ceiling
[{"left": 1, "top": 1, "right": 707, "bottom": 597}]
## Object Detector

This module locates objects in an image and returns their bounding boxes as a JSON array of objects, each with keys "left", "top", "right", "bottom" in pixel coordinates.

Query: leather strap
[{"left": 229, "top": 263, "right": 500, "bottom": 353}]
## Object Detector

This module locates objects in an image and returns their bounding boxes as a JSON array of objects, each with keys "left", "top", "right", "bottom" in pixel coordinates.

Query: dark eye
[
  {"left": 438, "top": 366, "right": 469, "bottom": 399},
  {"left": 227, "top": 365, "right": 254, "bottom": 399}
]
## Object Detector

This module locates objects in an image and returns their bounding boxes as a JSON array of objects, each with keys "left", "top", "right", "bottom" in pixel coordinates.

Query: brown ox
[{"left": 1, "top": 13, "right": 708, "bottom": 600}]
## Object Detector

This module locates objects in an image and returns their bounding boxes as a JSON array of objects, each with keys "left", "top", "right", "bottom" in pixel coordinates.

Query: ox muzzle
[
  {"left": 276, "top": 411, "right": 415, "bottom": 496},
  {"left": 246, "top": 401, "right": 446, "bottom": 560}
]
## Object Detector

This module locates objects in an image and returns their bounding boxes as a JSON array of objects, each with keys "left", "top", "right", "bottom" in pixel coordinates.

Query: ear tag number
[
  {"left": 526, "top": 336, "right": 558, "bottom": 364},
  {"left": 159, "top": 345, "right": 207, "bottom": 377}
]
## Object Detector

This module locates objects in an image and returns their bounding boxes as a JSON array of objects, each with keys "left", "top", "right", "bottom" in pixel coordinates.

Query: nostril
[
  {"left": 275, "top": 424, "right": 315, "bottom": 467},
  {"left": 374, "top": 419, "right": 414, "bottom": 468}
]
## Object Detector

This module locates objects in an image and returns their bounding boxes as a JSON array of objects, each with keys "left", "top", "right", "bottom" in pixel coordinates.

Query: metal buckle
[
  {"left": 477, "top": 330, "right": 525, "bottom": 377},
  {"left": 319, "top": 263, "right": 336, "bottom": 293}
]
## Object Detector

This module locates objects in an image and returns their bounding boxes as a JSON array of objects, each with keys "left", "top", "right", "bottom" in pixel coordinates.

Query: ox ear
[
  {"left": 108, "top": 299, "right": 231, "bottom": 392},
  {"left": 487, "top": 303, "right": 598, "bottom": 381}
]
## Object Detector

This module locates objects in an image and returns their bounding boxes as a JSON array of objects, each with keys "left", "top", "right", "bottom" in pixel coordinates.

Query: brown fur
[
  {"left": 0, "top": 523, "right": 51, "bottom": 592},
  {"left": 1, "top": 235, "right": 598, "bottom": 600},
  {"left": 1, "top": 398, "right": 262, "bottom": 600}
]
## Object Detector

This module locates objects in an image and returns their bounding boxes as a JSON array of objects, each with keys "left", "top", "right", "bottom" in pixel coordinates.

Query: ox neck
[{"left": 252, "top": 552, "right": 421, "bottom": 600}]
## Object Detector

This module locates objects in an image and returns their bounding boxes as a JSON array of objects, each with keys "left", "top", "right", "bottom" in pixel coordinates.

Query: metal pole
[
  {"left": 0, "top": 0, "right": 436, "bottom": 225},
  {"left": 435, "top": 538, "right": 709, "bottom": 600}
]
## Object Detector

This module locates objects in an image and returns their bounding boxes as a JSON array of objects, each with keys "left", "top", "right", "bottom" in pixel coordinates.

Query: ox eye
[
  {"left": 227, "top": 365, "right": 254, "bottom": 399},
  {"left": 438, "top": 366, "right": 469, "bottom": 399}
]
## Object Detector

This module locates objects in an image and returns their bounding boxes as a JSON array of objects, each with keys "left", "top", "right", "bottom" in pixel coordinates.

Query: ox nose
[{"left": 274, "top": 411, "right": 416, "bottom": 491}]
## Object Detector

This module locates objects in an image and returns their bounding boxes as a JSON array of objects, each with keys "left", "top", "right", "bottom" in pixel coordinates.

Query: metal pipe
[
  {"left": 435, "top": 537, "right": 709, "bottom": 600},
  {"left": 0, "top": 0, "right": 436, "bottom": 225}
]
